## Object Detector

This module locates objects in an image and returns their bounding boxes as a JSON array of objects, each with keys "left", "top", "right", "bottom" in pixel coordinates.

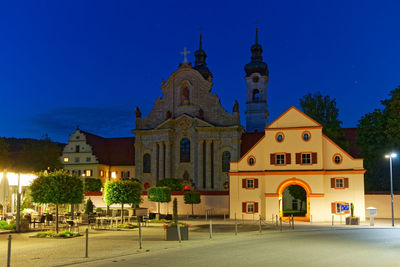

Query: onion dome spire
[
  {"left": 244, "top": 28, "right": 269, "bottom": 77},
  {"left": 194, "top": 34, "right": 213, "bottom": 80}
]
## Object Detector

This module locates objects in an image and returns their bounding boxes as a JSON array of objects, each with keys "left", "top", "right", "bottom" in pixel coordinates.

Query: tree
[
  {"left": 103, "top": 180, "right": 142, "bottom": 222},
  {"left": 156, "top": 178, "right": 183, "bottom": 191},
  {"left": 147, "top": 187, "right": 171, "bottom": 214},
  {"left": 85, "top": 198, "right": 94, "bottom": 215},
  {"left": 357, "top": 86, "right": 400, "bottom": 192},
  {"left": 183, "top": 192, "right": 201, "bottom": 216},
  {"left": 0, "top": 138, "right": 10, "bottom": 171},
  {"left": 30, "top": 170, "right": 84, "bottom": 233},
  {"left": 172, "top": 198, "right": 178, "bottom": 223},
  {"left": 84, "top": 178, "right": 102, "bottom": 193},
  {"left": 288, "top": 185, "right": 306, "bottom": 211},
  {"left": 300, "top": 92, "right": 348, "bottom": 150}
]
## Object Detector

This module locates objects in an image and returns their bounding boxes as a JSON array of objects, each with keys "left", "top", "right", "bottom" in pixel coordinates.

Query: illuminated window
[
  {"left": 63, "top": 157, "right": 69, "bottom": 163},
  {"left": 111, "top": 172, "right": 116, "bottom": 179},
  {"left": 276, "top": 154, "right": 285, "bottom": 165},
  {"left": 85, "top": 170, "right": 92, "bottom": 177},
  {"left": 301, "top": 153, "right": 311, "bottom": 164},
  {"left": 100, "top": 170, "right": 104, "bottom": 177}
]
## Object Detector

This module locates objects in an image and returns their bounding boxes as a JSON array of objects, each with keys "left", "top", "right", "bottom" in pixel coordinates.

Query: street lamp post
[{"left": 385, "top": 153, "right": 397, "bottom": 227}]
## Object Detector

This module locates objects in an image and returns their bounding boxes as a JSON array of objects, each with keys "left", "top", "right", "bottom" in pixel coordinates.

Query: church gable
[
  {"left": 155, "top": 114, "right": 214, "bottom": 130},
  {"left": 136, "top": 65, "right": 240, "bottom": 130},
  {"left": 267, "top": 106, "right": 321, "bottom": 129}
]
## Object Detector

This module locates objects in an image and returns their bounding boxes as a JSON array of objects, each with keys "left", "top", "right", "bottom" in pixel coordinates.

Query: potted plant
[
  {"left": 164, "top": 198, "right": 189, "bottom": 240},
  {"left": 346, "top": 203, "right": 360, "bottom": 225}
]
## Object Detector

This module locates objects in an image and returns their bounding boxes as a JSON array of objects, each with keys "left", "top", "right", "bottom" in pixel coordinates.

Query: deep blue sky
[{"left": 1, "top": 0, "right": 399, "bottom": 143}]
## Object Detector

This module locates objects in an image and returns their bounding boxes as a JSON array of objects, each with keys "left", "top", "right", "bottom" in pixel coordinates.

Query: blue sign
[{"left": 341, "top": 204, "right": 349, "bottom": 211}]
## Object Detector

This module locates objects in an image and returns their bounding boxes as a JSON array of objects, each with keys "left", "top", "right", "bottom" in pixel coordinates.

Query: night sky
[{"left": 1, "top": 1, "right": 399, "bottom": 143}]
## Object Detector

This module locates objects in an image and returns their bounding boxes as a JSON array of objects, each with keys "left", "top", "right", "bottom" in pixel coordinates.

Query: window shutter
[
  {"left": 254, "top": 202, "right": 259, "bottom": 213},
  {"left": 270, "top": 153, "right": 275, "bottom": 164},
  {"left": 286, "top": 153, "right": 291, "bottom": 164},
  {"left": 242, "top": 179, "right": 246, "bottom": 188},
  {"left": 254, "top": 179, "right": 259, "bottom": 188},
  {"left": 331, "top": 178, "right": 335, "bottom": 188},
  {"left": 296, "top": 153, "right": 301, "bottom": 164},
  {"left": 344, "top": 178, "right": 349, "bottom": 188},
  {"left": 331, "top": 202, "right": 336, "bottom": 213},
  {"left": 312, "top": 152, "right": 318, "bottom": 164},
  {"left": 242, "top": 202, "right": 246, "bottom": 213}
]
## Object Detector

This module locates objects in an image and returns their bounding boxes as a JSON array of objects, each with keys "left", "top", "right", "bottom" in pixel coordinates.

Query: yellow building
[{"left": 229, "top": 106, "right": 366, "bottom": 222}]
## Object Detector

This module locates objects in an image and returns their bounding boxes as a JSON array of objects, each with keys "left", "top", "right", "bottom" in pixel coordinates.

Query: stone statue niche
[{"left": 180, "top": 80, "right": 191, "bottom": 105}]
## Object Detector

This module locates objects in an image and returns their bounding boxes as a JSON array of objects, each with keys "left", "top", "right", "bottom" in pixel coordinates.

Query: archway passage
[
  {"left": 277, "top": 178, "right": 311, "bottom": 222},
  {"left": 282, "top": 185, "right": 307, "bottom": 217}
]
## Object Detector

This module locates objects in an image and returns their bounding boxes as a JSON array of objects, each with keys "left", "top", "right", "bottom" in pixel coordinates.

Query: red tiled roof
[
  {"left": 342, "top": 128, "right": 361, "bottom": 157},
  {"left": 240, "top": 132, "right": 265, "bottom": 157},
  {"left": 80, "top": 130, "right": 135, "bottom": 166}
]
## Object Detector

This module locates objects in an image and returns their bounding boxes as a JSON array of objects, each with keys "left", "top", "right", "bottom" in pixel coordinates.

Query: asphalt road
[{"left": 70, "top": 228, "right": 400, "bottom": 267}]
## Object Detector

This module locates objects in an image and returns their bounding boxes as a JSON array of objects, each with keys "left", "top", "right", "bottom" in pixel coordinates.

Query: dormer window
[{"left": 252, "top": 89, "right": 260, "bottom": 101}]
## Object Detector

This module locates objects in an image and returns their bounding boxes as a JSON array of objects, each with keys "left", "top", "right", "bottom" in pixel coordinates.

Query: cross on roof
[{"left": 180, "top": 47, "right": 190, "bottom": 63}]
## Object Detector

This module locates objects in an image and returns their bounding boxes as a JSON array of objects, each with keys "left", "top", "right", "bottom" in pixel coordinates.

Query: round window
[
  {"left": 333, "top": 154, "right": 342, "bottom": 164},
  {"left": 276, "top": 132, "right": 284, "bottom": 142},
  {"left": 252, "top": 76, "right": 259, "bottom": 83},
  {"left": 302, "top": 131, "right": 311, "bottom": 141},
  {"left": 248, "top": 156, "right": 256, "bottom": 166}
]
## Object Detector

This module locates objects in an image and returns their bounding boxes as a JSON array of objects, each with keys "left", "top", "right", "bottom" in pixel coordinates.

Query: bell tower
[{"left": 244, "top": 29, "right": 269, "bottom": 132}]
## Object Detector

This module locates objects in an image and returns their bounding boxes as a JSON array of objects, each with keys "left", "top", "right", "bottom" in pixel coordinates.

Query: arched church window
[
  {"left": 180, "top": 138, "right": 190, "bottom": 162},
  {"left": 143, "top": 153, "right": 151, "bottom": 173},
  {"left": 222, "top": 151, "right": 231, "bottom": 172},
  {"left": 182, "top": 87, "right": 190, "bottom": 105},
  {"left": 252, "top": 89, "right": 260, "bottom": 101}
]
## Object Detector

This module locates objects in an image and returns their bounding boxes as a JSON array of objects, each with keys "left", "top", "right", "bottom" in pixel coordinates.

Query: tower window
[
  {"left": 252, "top": 76, "right": 259, "bottom": 83},
  {"left": 252, "top": 89, "right": 260, "bottom": 101},
  {"left": 180, "top": 138, "right": 190, "bottom": 162}
]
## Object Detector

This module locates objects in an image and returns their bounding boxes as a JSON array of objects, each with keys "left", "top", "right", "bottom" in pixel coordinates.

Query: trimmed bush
[
  {"left": 184, "top": 192, "right": 201, "bottom": 216},
  {"left": 156, "top": 178, "right": 183, "bottom": 191},
  {"left": 84, "top": 178, "right": 102, "bottom": 192},
  {"left": 147, "top": 187, "right": 171, "bottom": 214}
]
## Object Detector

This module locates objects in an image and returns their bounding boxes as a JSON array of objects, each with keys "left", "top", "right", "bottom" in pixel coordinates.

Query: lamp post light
[{"left": 385, "top": 153, "right": 397, "bottom": 227}]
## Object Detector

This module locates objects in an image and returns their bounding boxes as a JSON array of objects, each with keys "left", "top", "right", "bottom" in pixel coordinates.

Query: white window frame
[
  {"left": 247, "top": 179, "right": 254, "bottom": 189},
  {"left": 335, "top": 178, "right": 344, "bottom": 189},
  {"left": 247, "top": 203, "right": 255, "bottom": 213}
]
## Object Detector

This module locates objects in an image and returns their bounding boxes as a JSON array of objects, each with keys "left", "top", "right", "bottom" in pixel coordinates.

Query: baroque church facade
[{"left": 133, "top": 32, "right": 269, "bottom": 190}]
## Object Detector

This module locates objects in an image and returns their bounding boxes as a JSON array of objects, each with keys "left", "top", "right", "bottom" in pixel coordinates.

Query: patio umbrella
[{"left": 0, "top": 171, "right": 10, "bottom": 217}]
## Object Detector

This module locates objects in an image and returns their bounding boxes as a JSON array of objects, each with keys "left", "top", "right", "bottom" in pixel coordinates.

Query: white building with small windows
[
  {"left": 61, "top": 128, "right": 135, "bottom": 183},
  {"left": 229, "top": 106, "right": 366, "bottom": 222}
]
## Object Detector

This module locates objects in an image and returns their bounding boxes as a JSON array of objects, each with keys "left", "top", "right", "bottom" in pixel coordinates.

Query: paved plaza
[{"left": 1, "top": 219, "right": 400, "bottom": 267}]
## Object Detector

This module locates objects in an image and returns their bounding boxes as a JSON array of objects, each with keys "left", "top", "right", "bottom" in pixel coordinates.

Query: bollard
[
  {"left": 177, "top": 221, "right": 182, "bottom": 243},
  {"left": 235, "top": 213, "right": 238, "bottom": 235},
  {"left": 310, "top": 215, "right": 312, "bottom": 224},
  {"left": 259, "top": 216, "right": 262, "bottom": 233},
  {"left": 85, "top": 228, "right": 89, "bottom": 258},
  {"left": 7, "top": 235, "right": 11, "bottom": 267},
  {"left": 209, "top": 219, "right": 213, "bottom": 239},
  {"left": 224, "top": 213, "right": 226, "bottom": 221},
  {"left": 242, "top": 214, "right": 244, "bottom": 225},
  {"left": 205, "top": 211, "right": 208, "bottom": 222},
  {"left": 276, "top": 215, "right": 278, "bottom": 227},
  {"left": 138, "top": 218, "right": 142, "bottom": 249},
  {"left": 279, "top": 217, "right": 282, "bottom": 232},
  {"left": 332, "top": 215, "right": 334, "bottom": 226},
  {"left": 272, "top": 214, "right": 274, "bottom": 224}
]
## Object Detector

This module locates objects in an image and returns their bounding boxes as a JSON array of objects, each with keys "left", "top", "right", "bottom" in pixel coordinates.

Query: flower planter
[
  {"left": 345, "top": 217, "right": 360, "bottom": 225},
  {"left": 165, "top": 226, "right": 189, "bottom": 241}
]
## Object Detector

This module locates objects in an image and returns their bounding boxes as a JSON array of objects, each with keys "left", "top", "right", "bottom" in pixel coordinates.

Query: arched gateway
[{"left": 277, "top": 178, "right": 311, "bottom": 222}]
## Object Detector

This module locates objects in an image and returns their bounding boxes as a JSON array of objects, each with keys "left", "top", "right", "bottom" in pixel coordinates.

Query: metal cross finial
[{"left": 180, "top": 47, "right": 191, "bottom": 63}]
